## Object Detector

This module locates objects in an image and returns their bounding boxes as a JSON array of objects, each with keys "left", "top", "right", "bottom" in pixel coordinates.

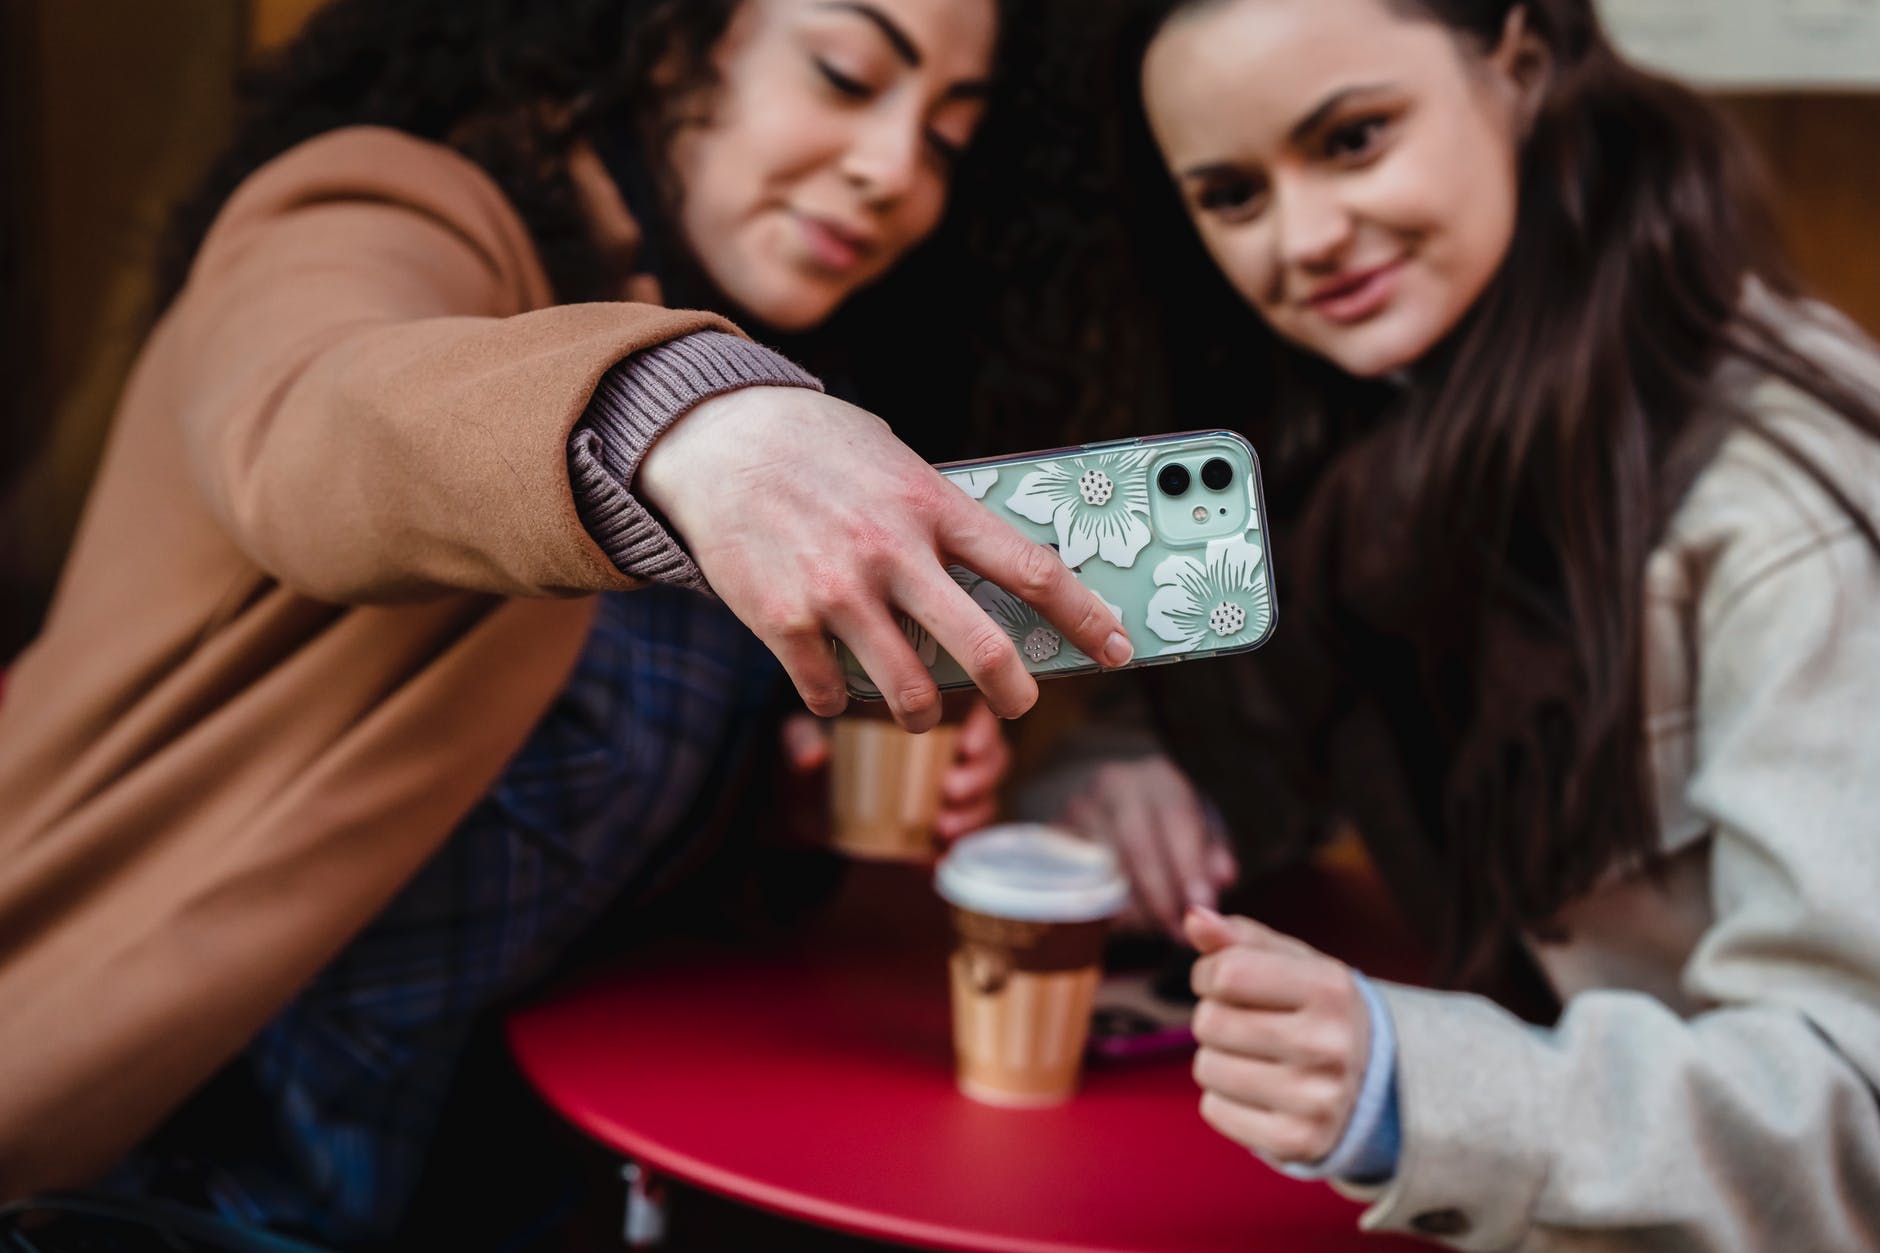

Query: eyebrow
[
  {"left": 814, "top": 1, "right": 991, "bottom": 99},
  {"left": 817, "top": 1, "right": 922, "bottom": 67},
  {"left": 1177, "top": 83, "right": 1399, "bottom": 182},
  {"left": 1287, "top": 83, "right": 1399, "bottom": 145}
]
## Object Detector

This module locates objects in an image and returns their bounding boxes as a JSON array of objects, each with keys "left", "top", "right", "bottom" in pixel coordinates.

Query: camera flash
[{"left": 1192, "top": 506, "right": 1208, "bottom": 522}]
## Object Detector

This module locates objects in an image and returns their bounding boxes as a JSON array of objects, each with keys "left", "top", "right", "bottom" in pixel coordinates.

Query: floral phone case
[{"left": 840, "top": 429, "right": 1276, "bottom": 697}]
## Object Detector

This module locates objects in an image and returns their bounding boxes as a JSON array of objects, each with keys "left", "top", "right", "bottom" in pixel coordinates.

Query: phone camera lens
[
  {"left": 1157, "top": 463, "right": 1191, "bottom": 497},
  {"left": 1200, "top": 458, "right": 1234, "bottom": 490}
]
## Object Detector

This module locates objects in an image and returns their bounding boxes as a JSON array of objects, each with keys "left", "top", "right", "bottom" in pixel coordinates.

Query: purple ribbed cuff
[{"left": 570, "top": 330, "right": 823, "bottom": 590}]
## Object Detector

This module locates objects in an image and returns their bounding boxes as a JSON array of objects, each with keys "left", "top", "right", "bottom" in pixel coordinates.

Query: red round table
[{"left": 507, "top": 858, "right": 1426, "bottom": 1253}]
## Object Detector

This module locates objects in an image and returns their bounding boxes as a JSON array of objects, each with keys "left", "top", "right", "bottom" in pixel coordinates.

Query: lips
[
  {"left": 796, "top": 212, "right": 877, "bottom": 272},
  {"left": 1305, "top": 259, "right": 1404, "bottom": 326}
]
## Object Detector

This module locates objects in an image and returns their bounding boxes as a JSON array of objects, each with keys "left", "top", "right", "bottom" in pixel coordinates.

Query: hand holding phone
[
  {"left": 838, "top": 430, "right": 1277, "bottom": 697},
  {"left": 639, "top": 386, "right": 1133, "bottom": 727}
]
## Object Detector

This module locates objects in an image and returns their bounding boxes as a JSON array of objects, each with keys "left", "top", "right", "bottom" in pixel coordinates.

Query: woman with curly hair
[
  {"left": 1041, "top": 0, "right": 1880, "bottom": 1246},
  {"left": 0, "top": 0, "right": 1134, "bottom": 1240}
]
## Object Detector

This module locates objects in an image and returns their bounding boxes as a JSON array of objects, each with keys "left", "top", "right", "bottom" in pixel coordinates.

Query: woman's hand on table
[
  {"left": 1059, "top": 754, "right": 1238, "bottom": 938},
  {"left": 1183, "top": 906, "right": 1368, "bottom": 1167},
  {"left": 638, "top": 387, "right": 1133, "bottom": 731}
]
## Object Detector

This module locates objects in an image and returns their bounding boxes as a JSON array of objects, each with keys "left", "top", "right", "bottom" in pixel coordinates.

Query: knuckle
[
  {"left": 1215, "top": 948, "right": 1253, "bottom": 992},
  {"left": 901, "top": 474, "right": 954, "bottom": 521},
  {"left": 1299, "top": 1078, "right": 1341, "bottom": 1128},
  {"left": 849, "top": 521, "right": 903, "bottom": 575},
  {"left": 1304, "top": 1021, "right": 1353, "bottom": 1072},
  {"left": 1191, "top": 1000, "right": 1228, "bottom": 1045},
  {"left": 963, "top": 624, "right": 1018, "bottom": 676},
  {"left": 753, "top": 593, "right": 819, "bottom": 639},
  {"left": 800, "top": 683, "right": 848, "bottom": 717},
  {"left": 1273, "top": 1124, "right": 1321, "bottom": 1164},
  {"left": 1192, "top": 1047, "right": 1233, "bottom": 1092},
  {"left": 1314, "top": 962, "right": 1356, "bottom": 1006},
  {"left": 1009, "top": 542, "right": 1063, "bottom": 599},
  {"left": 894, "top": 683, "right": 940, "bottom": 721},
  {"left": 803, "top": 564, "right": 863, "bottom": 618}
]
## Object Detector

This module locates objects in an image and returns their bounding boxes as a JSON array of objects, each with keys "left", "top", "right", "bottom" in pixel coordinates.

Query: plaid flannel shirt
[{"left": 113, "top": 587, "right": 782, "bottom": 1245}]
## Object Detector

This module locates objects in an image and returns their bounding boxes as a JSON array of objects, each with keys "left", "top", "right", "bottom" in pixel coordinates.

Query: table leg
[{"left": 620, "top": 1159, "right": 669, "bottom": 1248}]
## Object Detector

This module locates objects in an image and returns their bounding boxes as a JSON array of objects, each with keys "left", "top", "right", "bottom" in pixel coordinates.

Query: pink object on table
[{"left": 507, "top": 860, "right": 1427, "bottom": 1253}]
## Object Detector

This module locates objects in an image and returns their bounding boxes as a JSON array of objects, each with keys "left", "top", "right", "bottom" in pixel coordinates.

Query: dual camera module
[{"left": 1155, "top": 457, "right": 1234, "bottom": 498}]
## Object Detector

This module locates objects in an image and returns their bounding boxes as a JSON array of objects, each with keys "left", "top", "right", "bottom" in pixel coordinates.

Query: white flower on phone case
[
  {"left": 1146, "top": 536, "right": 1272, "bottom": 654},
  {"left": 970, "top": 580, "right": 1126, "bottom": 672},
  {"left": 948, "top": 468, "right": 1000, "bottom": 500},
  {"left": 1002, "top": 451, "right": 1154, "bottom": 570}
]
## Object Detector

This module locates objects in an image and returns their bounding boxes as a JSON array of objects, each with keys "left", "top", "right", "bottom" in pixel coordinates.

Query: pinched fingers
[
  {"left": 1189, "top": 943, "right": 1329, "bottom": 1009},
  {"left": 1190, "top": 994, "right": 1366, "bottom": 1073},
  {"left": 1192, "top": 1046, "right": 1356, "bottom": 1135}
]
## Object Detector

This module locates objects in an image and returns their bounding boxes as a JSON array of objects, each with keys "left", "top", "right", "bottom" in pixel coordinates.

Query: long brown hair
[{"left": 1112, "top": 0, "right": 1880, "bottom": 971}]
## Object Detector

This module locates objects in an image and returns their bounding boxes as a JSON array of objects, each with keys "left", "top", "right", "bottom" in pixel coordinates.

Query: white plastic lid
[{"left": 935, "top": 824, "right": 1129, "bottom": 922}]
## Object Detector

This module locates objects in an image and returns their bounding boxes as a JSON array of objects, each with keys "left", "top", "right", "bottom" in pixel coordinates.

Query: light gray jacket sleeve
[{"left": 1337, "top": 413, "right": 1880, "bottom": 1251}]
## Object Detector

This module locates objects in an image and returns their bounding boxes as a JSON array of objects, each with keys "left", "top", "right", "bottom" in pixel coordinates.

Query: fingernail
[
  {"left": 1185, "top": 880, "right": 1216, "bottom": 910},
  {"left": 1103, "top": 632, "right": 1134, "bottom": 666}
]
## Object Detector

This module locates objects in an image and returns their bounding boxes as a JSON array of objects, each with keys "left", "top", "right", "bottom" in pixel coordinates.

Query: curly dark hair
[
  {"left": 150, "top": 0, "right": 1116, "bottom": 464},
  {"left": 159, "top": 0, "right": 728, "bottom": 309}
]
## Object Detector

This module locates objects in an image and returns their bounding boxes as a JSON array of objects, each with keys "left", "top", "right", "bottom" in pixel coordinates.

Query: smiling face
[
  {"left": 1142, "top": 0, "right": 1535, "bottom": 378},
  {"left": 667, "top": 0, "right": 996, "bottom": 332}
]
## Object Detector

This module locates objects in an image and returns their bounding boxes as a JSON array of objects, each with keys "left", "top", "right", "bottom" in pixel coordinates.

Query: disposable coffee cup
[
  {"left": 935, "top": 825, "right": 1129, "bottom": 1106},
  {"left": 827, "top": 700, "right": 963, "bottom": 862}
]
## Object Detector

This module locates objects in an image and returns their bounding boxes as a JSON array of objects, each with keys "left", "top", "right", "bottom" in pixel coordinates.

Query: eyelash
[
  {"left": 1323, "top": 115, "right": 1389, "bottom": 162},
  {"left": 1196, "top": 176, "right": 1266, "bottom": 220},
  {"left": 816, "top": 58, "right": 966, "bottom": 166},
  {"left": 817, "top": 60, "right": 872, "bottom": 99}
]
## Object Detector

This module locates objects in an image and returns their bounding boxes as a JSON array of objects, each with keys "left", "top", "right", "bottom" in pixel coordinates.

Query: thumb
[
  {"left": 1184, "top": 905, "right": 1286, "bottom": 954},
  {"left": 1184, "top": 905, "right": 1240, "bottom": 954},
  {"left": 780, "top": 714, "right": 831, "bottom": 773}
]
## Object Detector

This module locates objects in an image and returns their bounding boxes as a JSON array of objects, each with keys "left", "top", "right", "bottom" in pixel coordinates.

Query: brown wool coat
[{"left": 0, "top": 126, "right": 733, "bottom": 1195}]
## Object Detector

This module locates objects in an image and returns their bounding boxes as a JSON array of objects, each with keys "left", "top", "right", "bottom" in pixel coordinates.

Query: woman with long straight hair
[{"left": 1056, "top": 0, "right": 1880, "bottom": 1245}]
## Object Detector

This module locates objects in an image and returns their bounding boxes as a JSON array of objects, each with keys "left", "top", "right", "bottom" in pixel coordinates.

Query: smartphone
[
  {"left": 1087, "top": 948, "right": 1200, "bottom": 1062},
  {"left": 839, "top": 430, "right": 1276, "bottom": 698}
]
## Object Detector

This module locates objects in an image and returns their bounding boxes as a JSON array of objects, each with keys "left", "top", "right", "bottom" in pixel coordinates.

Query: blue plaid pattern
[{"left": 114, "top": 588, "right": 782, "bottom": 1245}]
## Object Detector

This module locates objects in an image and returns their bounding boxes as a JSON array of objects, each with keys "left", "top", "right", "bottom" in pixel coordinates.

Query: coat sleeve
[
  {"left": 165, "top": 126, "right": 737, "bottom": 602},
  {"left": 1338, "top": 423, "right": 1880, "bottom": 1251}
]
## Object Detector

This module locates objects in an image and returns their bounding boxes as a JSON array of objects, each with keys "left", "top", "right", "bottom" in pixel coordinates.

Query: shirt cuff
[
  {"left": 569, "top": 330, "right": 823, "bottom": 589},
  {"left": 1276, "top": 970, "right": 1401, "bottom": 1184}
]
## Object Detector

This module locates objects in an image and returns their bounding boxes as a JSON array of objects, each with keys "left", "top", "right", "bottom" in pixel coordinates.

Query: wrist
[{"left": 637, "top": 386, "right": 790, "bottom": 528}]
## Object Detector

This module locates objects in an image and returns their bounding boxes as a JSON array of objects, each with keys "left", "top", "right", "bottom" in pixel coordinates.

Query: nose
[
  {"left": 840, "top": 105, "right": 925, "bottom": 209},
  {"left": 1271, "top": 174, "right": 1353, "bottom": 274}
]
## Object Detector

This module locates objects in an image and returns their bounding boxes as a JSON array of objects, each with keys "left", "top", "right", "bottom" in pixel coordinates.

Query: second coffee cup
[
  {"left": 826, "top": 697, "right": 966, "bottom": 861},
  {"left": 935, "top": 825, "right": 1129, "bottom": 1107}
]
